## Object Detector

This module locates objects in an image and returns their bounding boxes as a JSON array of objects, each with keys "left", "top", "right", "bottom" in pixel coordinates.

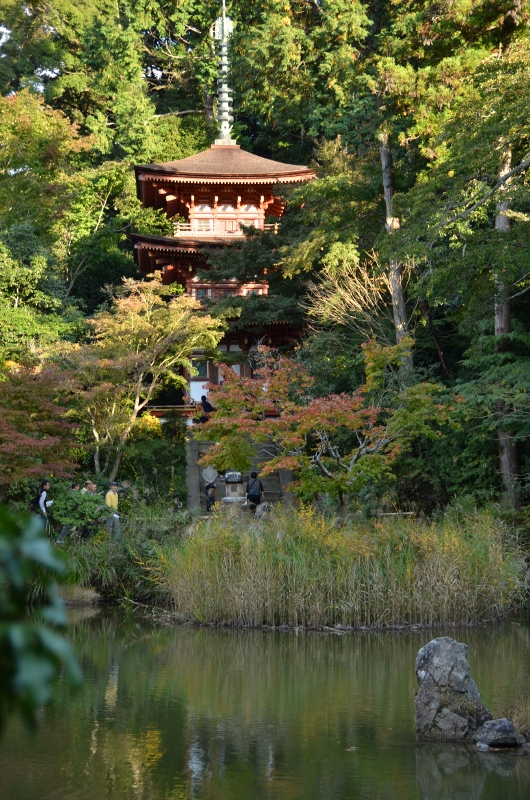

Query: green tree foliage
[{"left": 52, "top": 484, "right": 107, "bottom": 530}]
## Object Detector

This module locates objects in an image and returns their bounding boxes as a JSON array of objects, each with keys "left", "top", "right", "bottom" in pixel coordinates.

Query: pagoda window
[
  {"left": 196, "top": 288, "right": 208, "bottom": 298},
  {"left": 197, "top": 219, "right": 212, "bottom": 231},
  {"left": 192, "top": 360, "right": 208, "bottom": 378}
]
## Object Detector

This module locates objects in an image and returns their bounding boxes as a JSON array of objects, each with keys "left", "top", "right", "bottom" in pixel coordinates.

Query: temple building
[{"left": 130, "top": 8, "right": 315, "bottom": 400}]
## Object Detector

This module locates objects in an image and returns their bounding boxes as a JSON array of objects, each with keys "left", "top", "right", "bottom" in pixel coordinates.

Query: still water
[{"left": 1, "top": 608, "right": 530, "bottom": 800}]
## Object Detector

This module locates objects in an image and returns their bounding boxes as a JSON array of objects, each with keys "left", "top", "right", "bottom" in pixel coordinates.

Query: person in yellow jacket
[{"left": 105, "top": 482, "right": 120, "bottom": 539}]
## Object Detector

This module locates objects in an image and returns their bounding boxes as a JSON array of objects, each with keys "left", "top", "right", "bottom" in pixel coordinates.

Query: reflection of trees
[{"left": 1, "top": 612, "right": 530, "bottom": 799}]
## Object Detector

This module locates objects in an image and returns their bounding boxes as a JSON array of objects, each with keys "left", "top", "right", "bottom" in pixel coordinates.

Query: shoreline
[{"left": 113, "top": 597, "right": 525, "bottom": 633}]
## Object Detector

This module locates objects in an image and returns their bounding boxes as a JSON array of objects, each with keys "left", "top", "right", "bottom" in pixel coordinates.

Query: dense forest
[{"left": 1, "top": 0, "right": 530, "bottom": 514}]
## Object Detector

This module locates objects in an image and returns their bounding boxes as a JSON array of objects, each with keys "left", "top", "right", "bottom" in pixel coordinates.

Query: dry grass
[{"left": 152, "top": 507, "right": 527, "bottom": 628}]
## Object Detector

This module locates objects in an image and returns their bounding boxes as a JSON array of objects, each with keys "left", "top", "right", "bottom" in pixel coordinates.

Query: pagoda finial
[{"left": 214, "top": 0, "right": 236, "bottom": 145}]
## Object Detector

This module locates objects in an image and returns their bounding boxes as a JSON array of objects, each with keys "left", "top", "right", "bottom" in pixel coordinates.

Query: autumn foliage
[
  {"left": 198, "top": 343, "right": 446, "bottom": 506},
  {"left": 0, "top": 365, "right": 76, "bottom": 492}
]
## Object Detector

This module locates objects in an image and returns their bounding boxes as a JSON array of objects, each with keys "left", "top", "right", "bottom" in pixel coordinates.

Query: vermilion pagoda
[{"left": 131, "top": 9, "right": 315, "bottom": 400}]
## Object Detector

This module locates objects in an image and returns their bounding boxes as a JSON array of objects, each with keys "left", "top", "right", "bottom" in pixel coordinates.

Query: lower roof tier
[{"left": 131, "top": 233, "right": 264, "bottom": 290}]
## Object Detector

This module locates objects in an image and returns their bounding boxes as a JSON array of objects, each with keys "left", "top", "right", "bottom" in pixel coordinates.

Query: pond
[{"left": 1, "top": 608, "right": 530, "bottom": 800}]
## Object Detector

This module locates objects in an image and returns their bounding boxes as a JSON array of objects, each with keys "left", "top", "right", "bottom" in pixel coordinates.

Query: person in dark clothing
[
  {"left": 205, "top": 481, "right": 216, "bottom": 512},
  {"left": 201, "top": 394, "right": 215, "bottom": 414},
  {"left": 198, "top": 394, "right": 215, "bottom": 423},
  {"left": 246, "top": 471, "right": 264, "bottom": 515}
]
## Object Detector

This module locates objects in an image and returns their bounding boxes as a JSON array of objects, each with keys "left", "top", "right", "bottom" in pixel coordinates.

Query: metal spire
[{"left": 214, "top": 0, "right": 236, "bottom": 145}]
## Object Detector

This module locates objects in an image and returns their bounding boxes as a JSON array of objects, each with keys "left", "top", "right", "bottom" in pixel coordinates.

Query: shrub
[{"left": 65, "top": 502, "right": 192, "bottom": 603}]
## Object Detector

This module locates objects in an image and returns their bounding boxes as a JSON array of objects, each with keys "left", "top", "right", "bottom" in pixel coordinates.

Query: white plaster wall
[{"left": 189, "top": 382, "right": 208, "bottom": 402}]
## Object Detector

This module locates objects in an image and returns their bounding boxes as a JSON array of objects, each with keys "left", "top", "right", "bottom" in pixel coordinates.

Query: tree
[
  {"left": 0, "top": 90, "right": 87, "bottom": 231},
  {"left": 388, "top": 37, "right": 530, "bottom": 504},
  {"left": 64, "top": 274, "right": 225, "bottom": 480},
  {"left": 198, "top": 344, "right": 446, "bottom": 512},
  {"left": 0, "top": 365, "right": 76, "bottom": 498}
]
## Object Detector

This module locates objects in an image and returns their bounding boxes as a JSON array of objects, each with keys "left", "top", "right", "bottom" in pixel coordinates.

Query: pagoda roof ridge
[{"left": 135, "top": 144, "right": 315, "bottom": 183}]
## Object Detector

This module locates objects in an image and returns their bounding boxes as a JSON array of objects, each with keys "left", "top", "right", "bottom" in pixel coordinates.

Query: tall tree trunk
[
  {"left": 379, "top": 133, "right": 399, "bottom": 234},
  {"left": 204, "top": 90, "right": 215, "bottom": 127},
  {"left": 390, "top": 261, "right": 409, "bottom": 344},
  {"left": 108, "top": 383, "right": 154, "bottom": 481},
  {"left": 91, "top": 423, "right": 101, "bottom": 473},
  {"left": 379, "top": 132, "right": 412, "bottom": 377},
  {"left": 494, "top": 151, "right": 519, "bottom": 506}
]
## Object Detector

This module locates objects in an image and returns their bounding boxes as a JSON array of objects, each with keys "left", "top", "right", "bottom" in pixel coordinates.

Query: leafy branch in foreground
[{"left": 0, "top": 507, "right": 82, "bottom": 734}]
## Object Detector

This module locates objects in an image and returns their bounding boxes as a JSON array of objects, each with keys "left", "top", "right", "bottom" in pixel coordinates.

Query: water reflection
[{"left": 1, "top": 610, "right": 530, "bottom": 799}]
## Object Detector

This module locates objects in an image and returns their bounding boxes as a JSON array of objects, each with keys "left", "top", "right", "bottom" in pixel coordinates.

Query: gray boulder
[
  {"left": 415, "top": 637, "right": 492, "bottom": 741},
  {"left": 474, "top": 718, "right": 525, "bottom": 748}
]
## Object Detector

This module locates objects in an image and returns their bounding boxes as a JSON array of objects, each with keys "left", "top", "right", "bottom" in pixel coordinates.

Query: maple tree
[
  {"left": 0, "top": 365, "right": 76, "bottom": 497},
  {"left": 198, "top": 343, "right": 446, "bottom": 511},
  {"left": 63, "top": 274, "right": 224, "bottom": 480}
]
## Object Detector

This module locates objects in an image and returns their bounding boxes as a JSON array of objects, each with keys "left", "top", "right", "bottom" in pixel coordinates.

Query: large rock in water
[
  {"left": 474, "top": 719, "right": 525, "bottom": 748},
  {"left": 414, "top": 637, "right": 492, "bottom": 741}
]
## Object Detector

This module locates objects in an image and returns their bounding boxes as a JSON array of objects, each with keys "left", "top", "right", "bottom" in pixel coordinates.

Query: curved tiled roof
[{"left": 136, "top": 144, "right": 315, "bottom": 183}]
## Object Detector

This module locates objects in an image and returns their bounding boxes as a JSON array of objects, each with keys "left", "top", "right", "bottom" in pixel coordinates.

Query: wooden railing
[{"left": 173, "top": 221, "right": 279, "bottom": 236}]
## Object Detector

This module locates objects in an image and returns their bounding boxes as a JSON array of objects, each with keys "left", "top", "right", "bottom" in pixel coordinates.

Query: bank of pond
[{"left": 64, "top": 506, "right": 527, "bottom": 629}]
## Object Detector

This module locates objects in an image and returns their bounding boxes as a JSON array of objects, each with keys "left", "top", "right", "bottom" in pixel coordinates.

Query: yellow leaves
[
  {"left": 281, "top": 16, "right": 291, "bottom": 25},
  {"left": 448, "top": 169, "right": 455, "bottom": 177}
]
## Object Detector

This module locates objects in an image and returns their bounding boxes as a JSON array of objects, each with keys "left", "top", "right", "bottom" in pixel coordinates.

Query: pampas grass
[{"left": 152, "top": 507, "right": 527, "bottom": 628}]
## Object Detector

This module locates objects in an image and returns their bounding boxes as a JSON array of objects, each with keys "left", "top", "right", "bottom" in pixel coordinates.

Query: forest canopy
[{"left": 1, "top": 0, "right": 530, "bottom": 511}]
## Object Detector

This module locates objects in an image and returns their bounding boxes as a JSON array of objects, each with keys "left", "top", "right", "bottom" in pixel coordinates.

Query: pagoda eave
[
  {"left": 131, "top": 232, "right": 242, "bottom": 259},
  {"left": 135, "top": 171, "right": 313, "bottom": 186}
]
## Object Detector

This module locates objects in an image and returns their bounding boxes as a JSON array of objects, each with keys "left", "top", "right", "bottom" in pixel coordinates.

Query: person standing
[
  {"left": 37, "top": 480, "right": 52, "bottom": 518},
  {"left": 56, "top": 482, "right": 80, "bottom": 544},
  {"left": 199, "top": 394, "right": 215, "bottom": 423},
  {"left": 205, "top": 480, "right": 216, "bottom": 512},
  {"left": 32, "top": 480, "right": 53, "bottom": 532},
  {"left": 246, "top": 471, "right": 264, "bottom": 515},
  {"left": 105, "top": 482, "right": 120, "bottom": 540}
]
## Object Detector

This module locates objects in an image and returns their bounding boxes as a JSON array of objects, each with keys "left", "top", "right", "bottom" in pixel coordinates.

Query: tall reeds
[{"left": 153, "top": 507, "right": 527, "bottom": 628}]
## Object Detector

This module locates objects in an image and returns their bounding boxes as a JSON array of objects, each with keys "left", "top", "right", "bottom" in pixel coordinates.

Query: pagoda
[{"left": 131, "top": 5, "right": 315, "bottom": 399}]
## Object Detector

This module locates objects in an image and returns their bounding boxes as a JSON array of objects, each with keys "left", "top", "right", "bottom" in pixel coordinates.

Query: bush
[
  {"left": 65, "top": 502, "right": 192, "bottom": 603},
  {"left": 151, "top": 507, "right": 528, "bottom": 628}
]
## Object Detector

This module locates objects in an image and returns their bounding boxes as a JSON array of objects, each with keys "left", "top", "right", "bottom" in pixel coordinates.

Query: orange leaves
[
  {"left": 0, "top": 364, "right": 77, "bottom": 485},
  {"left": 197, "top": 347, "right": 393, "bottom": 496}
]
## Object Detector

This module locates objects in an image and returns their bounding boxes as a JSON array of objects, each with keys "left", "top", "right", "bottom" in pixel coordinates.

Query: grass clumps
[
  {"left": 152, "top": 507, "right": 527, "bottom": 629},
  {"left": 65, "top": 503, "right": 192, "bottom": 604}
]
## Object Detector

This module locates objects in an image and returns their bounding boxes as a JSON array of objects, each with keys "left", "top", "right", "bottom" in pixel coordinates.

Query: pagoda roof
[
  {"left": 131, "top": 232, "right": 240, "bottom": 250},
  {"left": 135, "top": 144, "right": 315, "bottom": 185}
]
